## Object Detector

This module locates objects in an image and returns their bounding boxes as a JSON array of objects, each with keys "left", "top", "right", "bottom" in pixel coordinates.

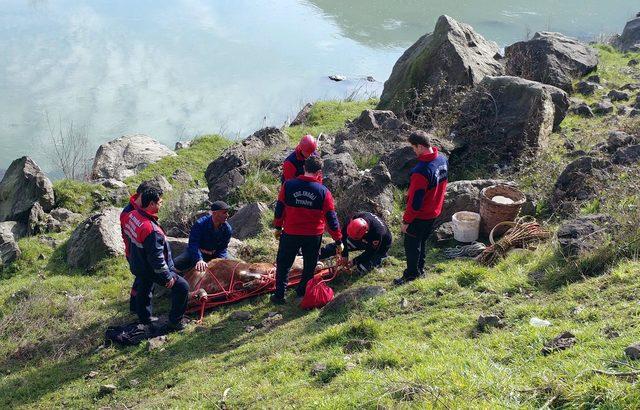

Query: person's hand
[
  {"left": 335, "top": 242, "right": 344, "bottom": 254},
  {"left": 274, "top": 229, "right": 282, "bottom": 240},
  {"left": 165, "top": 276, "right": 176, "bottom": 289},
  {"left": 195, "top": 260, "right": 208, "bottom": 272},
  {"left": 401, "top": 223, "right": 409, "bottom": 234}
]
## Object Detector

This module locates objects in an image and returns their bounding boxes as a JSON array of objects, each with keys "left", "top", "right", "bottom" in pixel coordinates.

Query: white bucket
[{"left": 452, "top": 211, "right": 481, "bottom": 243}]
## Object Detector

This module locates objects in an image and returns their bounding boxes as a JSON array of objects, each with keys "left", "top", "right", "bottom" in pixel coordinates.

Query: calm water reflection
[{"left": 0, "top": 0, "right": 636, "bottom": 175}]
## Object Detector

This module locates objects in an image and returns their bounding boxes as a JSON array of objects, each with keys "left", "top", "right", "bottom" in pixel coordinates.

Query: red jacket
[
  {"left": 274, "top": 175, "right": 342, "bottom": 241},
  {"left": 281, "top": 148, "right": 322, "bottom": 183},
  {"left": 403, "top": 147, "right": 448, "bottom": 223},
  {"left": 120, "top": 194, "right": 139, "bottom": 257}
]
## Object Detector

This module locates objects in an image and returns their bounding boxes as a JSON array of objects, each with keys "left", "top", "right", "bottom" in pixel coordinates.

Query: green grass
[
  {"left": 285, "top": 99, "right": 377, "bottom": 145},
  {"left": 53, "top": 179, "right": 107, "bottom": 214},
  {"left": 2, "top": 47, "right": 640, "bottom": 408}
]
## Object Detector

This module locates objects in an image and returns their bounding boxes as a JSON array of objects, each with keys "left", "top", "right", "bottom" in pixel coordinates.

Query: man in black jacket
[
  {"left": 121, "top": 187, "right": 190, "bottom": 330},
  {"left": 319, "top": 211, "right": 392, "bottom": 274}
]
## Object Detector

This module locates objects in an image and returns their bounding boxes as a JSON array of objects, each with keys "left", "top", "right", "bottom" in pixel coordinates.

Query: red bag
[{"left": 300, "top": 274, "right": 334, "bottom": 309}]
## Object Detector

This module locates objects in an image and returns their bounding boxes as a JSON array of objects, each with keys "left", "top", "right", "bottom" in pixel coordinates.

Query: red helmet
[
  {"left": 297, "top": 134, "right": 317, "bottom": 158},
  {"left": 347, "top": 218, "right": 368, "bottom": 240}
]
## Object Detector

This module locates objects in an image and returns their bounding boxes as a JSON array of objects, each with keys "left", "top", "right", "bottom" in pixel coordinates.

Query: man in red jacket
[
  {"left": 394, "top": 130, "right": 448, "bottom": 285},
  {"left": 281, "top": 134, "right": 319, "bottom": 183},
  {"left": 272, "top": 156, "right": 343, "bottom": 303}
]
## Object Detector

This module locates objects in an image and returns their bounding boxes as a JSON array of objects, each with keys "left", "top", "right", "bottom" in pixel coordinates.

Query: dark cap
[{"left": 211, "top": 200, "right": 230, "bottom": 211}]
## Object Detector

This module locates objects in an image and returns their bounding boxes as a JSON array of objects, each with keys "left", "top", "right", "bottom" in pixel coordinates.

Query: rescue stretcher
[{"left": 183, "top": 258, "right": 347, "bottom": 321}]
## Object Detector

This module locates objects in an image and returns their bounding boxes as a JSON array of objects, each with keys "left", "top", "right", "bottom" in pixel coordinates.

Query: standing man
[
  {"left": 272, "top": 156, "right": 342, "bottom": 304},
  {"left": 281, "top": 134, "right": 319, "bottom": 183},
  {"left": 173, "top": 201, "right": 233, "bottom": 273},
  {"left": 319, "top": 211, "right": 392, "bottom": 275},
  {"left": 394, "top": 130, "right": 448, "bottom": 285},
  {"left": 122, "top": 187, "right": 190, "bottom": 330},
  {"left": 120, "top": 180, "right": 159, "bottom": 313}
]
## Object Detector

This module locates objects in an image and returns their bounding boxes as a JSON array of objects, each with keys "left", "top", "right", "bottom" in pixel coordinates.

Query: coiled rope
[{"left": 443, "top": 242, "right": 487, "bottom": 259}]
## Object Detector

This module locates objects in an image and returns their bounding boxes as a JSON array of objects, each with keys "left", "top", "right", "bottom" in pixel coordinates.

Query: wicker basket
[{"left": 479, "top": 185, "right": 526, "bottom": 235}]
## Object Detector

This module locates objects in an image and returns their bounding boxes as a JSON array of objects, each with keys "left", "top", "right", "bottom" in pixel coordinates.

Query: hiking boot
[
  {"left": 393, "top": 276, "right": 418, "bottom": 286},
  {"left": 270, "top": 294, "right": 286, "bottom": 305},
  {"left": 166, "top": 318, "right": 189, "bottom": 332}
]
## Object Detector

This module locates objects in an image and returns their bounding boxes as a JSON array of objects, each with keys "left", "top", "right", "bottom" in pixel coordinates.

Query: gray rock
[
  {"left": 151, "top": 175, "right": 173, "bottom": 193},
  {"left": 608, "top": 90, "right": 630, "bottom": 102},
  {"left": 166, "top": 236, "right": 188, "bottom": 257},
  {"left": 353, "top": 109, "right": 398, "bottom": 130},
  {"left": 94, "top": 178, "right": 127, "bottom": 189},
  {"left": 431, "top": 221, "right": 454, "bottom": 244},
  {"left": 378, "top": 15, "right": 504, "bottom": 112},
  {"left": 552, "top": 156, "right": 610, "bottom": 213},
  {"left": 613, "top": 145, "right": 640, "bottom": 165},
  {"left": 227, "top": 237, "right": 244, "bottom": 259},
  {"left": 435, "top": 179, "right": 514, "bottom": 227},
  {"left": 27, "top": 202, "right": 54, "bottom": 235},
  {"left": 477, "top": 314, "right": 503, "bottom": 330},
  {"left": 50, "top": 208, "right": 83, "bottom": 226},
  {"left": 575, "top": 81, "right": 601, "bottom": 96},
  {"left": 625, "top": 343, "right": 640, "bottom": 360},
  {"left": 452, "top": 76, "right": 567, "bottom": 162},
  {"left": 205, "top": 127, "right": 287, "bottom": 202},
  {"left": 228, "top": 202, "right": 269, "bottom": 240},
  {"left": 336, "top": 163, "right": 395, "bottom": 223},
  {"left": 615, "top": 16, "right": 640, "bottom": 52},
  {"left": 505, "top": 31, "right": 598, "bottom": 92},
  {"left": 618, "top": 106, "right": 631, "bottom": 116},
  {"left": 630, "top": 59, "right": 639, "bottom": 66},
  {"left": 557, "top": 214, "right": 616, "bottom": 258},
  {"left": 171, "top": 169, "right": 193, "bottom": 186},
  {"left": 311, "top": 362, "right": 327, "bottom": 376},
  {"left": 631, "top": 108, "right": 640, "bottom": 118},
  {"left": 381, "top": 145, "right": 418, "bottom": 187},
  {"left": 90, "top": 134, "right": 176, "bottom": 181},
  {"left": 161, "top": 188, "right": 210, "bottom": 237},
  {"left": 321, "top": 286, "right": 386, "bottom": 316},
  {"left": 147, "top": 335, "right": 167, "bottom": 351},
  {"left": 290, "top": 103, "right": 313, "bottom": 126},
  {"left": 541, "top": 331, "right": 576, "bottom": 355},
  {"left": 229, "top": 310, "right": 253, "bottom": 321},
  {"left": 592, "top": 100, "right": 614, "bottom": 115},
  {"left": 0, "top": 221, "right": 22, "bottom": 265},
  {"left": 0, "top": 156, "right": 54, "bottom": 223},
  {"left": 570, "top": 102, "right": 594, "bottom": 117},
  {"left": 329, "top": 74, "right": 346, "bottom": 82},
  {"left": 66, "top": 207, "right": 124, "bottom": 269},
  {"left": 607, "top": 131, "right": 635, "bottom": 151},
  {"left": 99, "top": 384, "right": 117, "bottom": 395},
  {"left": 586, "top": 74, "right": 600, "bottom": 83},
  {"left": 322, "top": 153, "right": 360, "bottom": 195}
]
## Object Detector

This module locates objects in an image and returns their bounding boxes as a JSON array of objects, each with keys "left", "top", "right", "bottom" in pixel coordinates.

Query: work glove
[{"left": 274, "top": 229, "right": 282, "bottom": 240}]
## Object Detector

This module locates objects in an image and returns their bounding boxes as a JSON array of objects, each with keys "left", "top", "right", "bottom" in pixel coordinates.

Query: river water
[{"left": 0, "top": 0, "right": 637, "bottom": 176}]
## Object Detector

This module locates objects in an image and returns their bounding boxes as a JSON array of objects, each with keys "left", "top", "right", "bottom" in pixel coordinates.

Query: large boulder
[
  {"left": 378, "top": 15, "right": 504, "bottom": 112},
  {"left": 434, "top": 179, "right": 512, "bottom": 227},
  {"left": 90, "top": 134, "right": 176, "bottom": 181},
  {"left": 551, "top": 156, "right": 610, "bottom": 214},
  {"left": 615, "top": 16, "right": 640, "bottom": 52},
  {"left": 205, "top": 127, "right": 288, "bottom": 202},
  {"left": 228, "top": 202, "right": 269, "bottom": 240},
  {"left": 161, "top": 188, "right": 210, "bottom": 237},
  {"left": 322, "top": 153, "right": 361, "bottom": 195},
  {"left": 66, "top": 207, "right": 124, "bottom": 269},
  {"left": 505, "top": 32, "right": 598, "bottom": 92},
  {"left": 557, "top": 214, "right": 616, "bottom": 259},
  {"left": 336, "top": 163, "right": 394, "bottom": 222},
  {"left": 380, "top": 146, "right": 417, "bottom": 188},
  {"left": 0, "top": 221, "right": 25, "bottom": 266},
  {"left": 452, "top": 76, "right": 568, "bottom": 163},
  {"left": 0, "top": 156, "right": 55, "bottom": 224}
]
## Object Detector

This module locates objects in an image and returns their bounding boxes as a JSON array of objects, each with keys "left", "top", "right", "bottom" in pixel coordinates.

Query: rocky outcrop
[
  {"left": 228, "top": 202, "right": 269, "bottom": 240},
  {"left": 0, "top": 156, "right": 54, "bottom": 223},
  {"left": 378, "top": 15, "right": 503, "bottom": 112},
  {"left": 322, "top": 153, "right": 360, "bottom": 195},
  {"left": 290, "top": 103, "right": 313, "bottom": 126},
  {"left": 380, "top": 146, "right": 417, "bottom": 188},
  {"left": 452, "top": 76, "right": 568, "bottom": 163},
  {"left": 0, "top": 221, "right": 25, "bottom": 266},
  {"left": 90, "top": 134, "right": 176, "bottom": 181},
  {"left": 615, "top": 16, "right": 640, "bottom": 52},
  {"left": 353, "top": 109, "right": 401, "bottom": 130},
  {"left": 205, "top": 127, "right": 288, "bottom": 203},
  {"left": 557, "top": 214, "right": 616, "bottom": 258},
  {"left": 505, "top": 32, "right": 598, "bottom": 92},
  {"left": 336, "top": 163, "right": 394, "bottom": 222},
  {"left": 66, "top": 207, "right": 124, "bottom": 269}
]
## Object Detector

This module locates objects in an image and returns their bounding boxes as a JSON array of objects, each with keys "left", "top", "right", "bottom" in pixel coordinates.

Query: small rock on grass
[
  {"left": 85, "top": 370, "right": 99, "bottom": 379},
  {"left": 99, "top": 384, "right": 117, "bottom": 395},
  {"left": 147, "top": 335, "right": 167, "bottom": 351},
  {"left": 311, "top": 363, "right": 327, "bottom": 376},
  {"left": 541, "top": 331, "right": 576, "bottom": 355},
  {"left": 245, "top": 325, "right": 255, "bottom": 333},
  {"left": 229, "top": 310, "right": 253, "bottom": 321},
  {"left": 625, "top": 343, "right": 640, "bottom": 360},
  {"left": 400, "top": 298, "right": 409, "bottom": 309},
  {"left": 477, "top": 314, "right": 503, "bottom": 330}
]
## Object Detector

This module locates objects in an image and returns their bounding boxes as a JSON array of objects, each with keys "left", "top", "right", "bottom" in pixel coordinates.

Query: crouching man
[
  {"left": 122, "top": 187, "right": 190, "bottom": 331},
  {"left": 271, "top": 156, "right": 342, "bottom": 304},
  {"left": 173, "top": 200, "right": 233, "bottom": 273},
  {"left": 319, "top": 211, "right": 392, "bottom": 274}
]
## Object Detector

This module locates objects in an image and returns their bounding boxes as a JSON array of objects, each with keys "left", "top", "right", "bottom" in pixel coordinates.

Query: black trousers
[
  {"left": 403, "top": 218, "right": 435, "bottom": 279},
  {"left": 134, "top": 274, "right": 189, "bottom": 324},
  {"left": 275, "top": 233, "right": 322, "bottom": 298},
  {"left": 319, "top": 243, "right": 387, "bottom": 273}
]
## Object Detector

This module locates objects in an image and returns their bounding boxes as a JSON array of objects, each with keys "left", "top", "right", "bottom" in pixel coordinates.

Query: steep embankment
[{"left": 1, "top": 46, "right": 640, "bottom": 409}]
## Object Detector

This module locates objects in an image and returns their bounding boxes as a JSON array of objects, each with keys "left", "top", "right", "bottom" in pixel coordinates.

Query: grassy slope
[{"left": 1, "top": 54, "right": 640, "bottom": 408}]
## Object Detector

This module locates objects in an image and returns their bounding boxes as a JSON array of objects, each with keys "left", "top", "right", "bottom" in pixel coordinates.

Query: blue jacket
[
  {"left": 122, "top": 208, "right": 175, "bottom": 284},
  {"left": 188, "top": 215, "right": 232, "bottom": 261}
]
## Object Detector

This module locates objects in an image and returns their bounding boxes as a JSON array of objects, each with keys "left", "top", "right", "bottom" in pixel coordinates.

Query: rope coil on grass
[{"left": 476, "top": 216, "right": 551, "bottom": 266}]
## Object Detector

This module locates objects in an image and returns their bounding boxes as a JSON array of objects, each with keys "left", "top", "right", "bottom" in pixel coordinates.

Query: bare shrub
[{"left": 45, "top": 113, "right": 92, "bottom": 180}]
